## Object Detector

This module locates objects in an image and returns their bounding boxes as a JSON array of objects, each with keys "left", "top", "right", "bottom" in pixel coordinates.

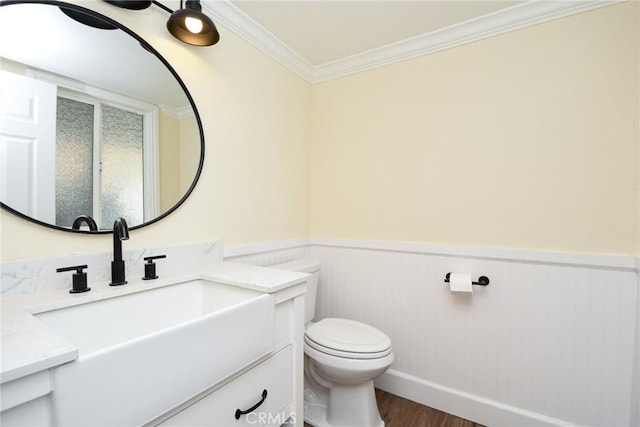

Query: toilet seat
[{"left": 305, "top": 318, "right": 392, "bottom": 359}]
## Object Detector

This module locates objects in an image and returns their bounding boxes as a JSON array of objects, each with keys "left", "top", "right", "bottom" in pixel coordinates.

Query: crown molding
[
  {"left": 202, "top": 0, "right": 314, "bottom": 81},
  {"left": 311, "top": 0, "right": 624, "bottom": 83},
  {"left": 160, "top": 104, "right": 195, "bottom": 119},
  {"left": 204, "top": 0, "right": 624, "bottom": 84}
]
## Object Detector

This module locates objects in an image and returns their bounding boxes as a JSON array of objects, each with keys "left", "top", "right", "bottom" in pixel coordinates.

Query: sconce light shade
[{"left": 167, "top": 0, "right": 219, "bottom": 46}]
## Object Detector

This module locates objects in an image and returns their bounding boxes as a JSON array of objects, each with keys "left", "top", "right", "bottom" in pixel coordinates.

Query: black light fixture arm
[{"left": 151, "top": 0, "right": 173, "bottom": 15}]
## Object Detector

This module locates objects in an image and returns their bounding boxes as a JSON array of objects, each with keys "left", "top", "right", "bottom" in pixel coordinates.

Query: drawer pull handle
[{"left": 235, "top": 389, "right": 268, "bottom": 420}]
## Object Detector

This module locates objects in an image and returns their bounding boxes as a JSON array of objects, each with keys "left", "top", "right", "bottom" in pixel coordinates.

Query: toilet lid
[{"left": 305, "top": 318, "right": 392, "bottom": 359}]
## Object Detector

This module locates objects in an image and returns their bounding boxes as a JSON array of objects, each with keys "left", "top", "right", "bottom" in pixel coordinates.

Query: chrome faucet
[{"left": 110, "top": 217, "right": 130, "bottom": 286}]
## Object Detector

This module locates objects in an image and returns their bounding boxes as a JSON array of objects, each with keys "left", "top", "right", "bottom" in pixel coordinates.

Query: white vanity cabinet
[
  {"left": 1, "top": 261, "right": 307, "bottom": 427},
  {"left": 154, "top": 283, "right": 306, "bottom": 427},
  {"left": 0, "top": 370, "right": 52, "bottom": 426}
]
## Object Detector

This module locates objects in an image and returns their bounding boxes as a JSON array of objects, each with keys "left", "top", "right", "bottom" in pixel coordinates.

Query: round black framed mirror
[{"left": 0, "top": 0, "right": 205, "bottom": 233}]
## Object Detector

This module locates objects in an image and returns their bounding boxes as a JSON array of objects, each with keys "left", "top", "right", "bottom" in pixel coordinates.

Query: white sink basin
[
  {"left": 34, "top": 278, "right": 274, "bottom": 426},
  {"left": 35, "top": 278, "right": 265, "bottom": 355}
]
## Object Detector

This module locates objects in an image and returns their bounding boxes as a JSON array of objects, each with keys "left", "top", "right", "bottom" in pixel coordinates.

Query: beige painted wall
[
  {"left": 158, "top": 112, "right": 181, "bottom": 212},
  {"left": 0, "top": 0, "right": 310, "bottom": 262},
  {"left": 1, "top": 2, "right": 637, "bottom": 262},
  {"left": 158, "top": 113, "right": 200, "bottom": 212},
  {"left": 310, "top": 2, "right": 639, "bottom": 256},
  {"left": 180, "top": 115, "right": 200, "bottom": 192}
]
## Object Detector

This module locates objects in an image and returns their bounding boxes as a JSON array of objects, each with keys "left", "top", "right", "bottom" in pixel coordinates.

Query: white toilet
[{"left": 273, "top": 259, "right": 394, "bottom": 427}]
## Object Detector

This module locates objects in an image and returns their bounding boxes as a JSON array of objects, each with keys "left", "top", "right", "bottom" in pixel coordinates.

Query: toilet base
[{"left": 304, "top": 379, "right": 384, "bottom": 427}]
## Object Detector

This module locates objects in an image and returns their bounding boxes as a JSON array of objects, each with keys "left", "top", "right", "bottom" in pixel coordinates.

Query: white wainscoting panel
[
  {"left": 219, "top": 237, "right": 638, "bottom": 426},
  {"left": 310, "top": 241, "right": 638, "bottom": 427}
]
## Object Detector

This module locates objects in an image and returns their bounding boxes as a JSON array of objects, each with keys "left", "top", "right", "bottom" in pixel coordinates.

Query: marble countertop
[{"left": 1, "top": 261, "right": 308, "bottom": 384}]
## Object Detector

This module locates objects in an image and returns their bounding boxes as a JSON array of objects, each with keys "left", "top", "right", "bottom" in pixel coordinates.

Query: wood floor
[{"left": 304, "top": 389, "right": 485, "bottom": 427}]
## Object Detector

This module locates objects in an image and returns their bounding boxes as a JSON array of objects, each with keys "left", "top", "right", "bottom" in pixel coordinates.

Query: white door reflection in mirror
[
  {"left": 0, "top": 70, "right": 56, "bottom": 223},
  {"left": 1, "top": 70, "right": 159, "bottom": 230}
]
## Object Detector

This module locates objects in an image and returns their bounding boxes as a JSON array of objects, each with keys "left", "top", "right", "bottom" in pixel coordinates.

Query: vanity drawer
[{"left": 159, "top": 345, "right": 293, "bottom": 427}]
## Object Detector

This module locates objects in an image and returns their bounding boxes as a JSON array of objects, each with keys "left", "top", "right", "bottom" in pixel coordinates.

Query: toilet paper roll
[{"left": 449, "top": 273, "right": 473, "bottom": 294}]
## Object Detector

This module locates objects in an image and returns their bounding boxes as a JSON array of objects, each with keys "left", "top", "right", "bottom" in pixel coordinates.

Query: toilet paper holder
[{"left": 444, "top": 272, "right": 490, "bottom": 286}]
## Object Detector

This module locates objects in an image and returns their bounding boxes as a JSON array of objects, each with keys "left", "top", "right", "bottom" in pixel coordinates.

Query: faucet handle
[
  {"left": 143, "top": 255, "right": 166, "bottom": 280},
  {"left": 56, "top": 264, "right": 90, "bottom": 293}
]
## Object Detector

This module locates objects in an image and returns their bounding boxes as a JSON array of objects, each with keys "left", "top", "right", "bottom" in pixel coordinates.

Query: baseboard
[{"left": 375, "top": 369, "right": 575, "bottom": 427}]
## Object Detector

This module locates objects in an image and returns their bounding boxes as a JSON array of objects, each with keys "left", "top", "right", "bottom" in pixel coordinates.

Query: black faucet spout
[
  {"left": 71, "top": 215, "right": 98, "bottom": 231},
  {"left": 110, "top": 217, "right": 129, "bottom": 286}
]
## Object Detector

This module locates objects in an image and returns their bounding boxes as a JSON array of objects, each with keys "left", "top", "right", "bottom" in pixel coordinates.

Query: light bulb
[{"left": 185, "top": 16, "right": 203, "bottom": 33}]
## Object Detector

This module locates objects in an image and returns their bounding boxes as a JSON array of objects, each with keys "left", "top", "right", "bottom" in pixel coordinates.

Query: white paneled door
[{"left": 0, "top": 70, "right": 56, "bottom": 222}]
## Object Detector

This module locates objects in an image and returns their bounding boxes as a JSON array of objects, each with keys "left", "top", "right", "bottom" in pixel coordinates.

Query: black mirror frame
[{"left": 0, "top": 0, "right": 205, "bottom": 234}]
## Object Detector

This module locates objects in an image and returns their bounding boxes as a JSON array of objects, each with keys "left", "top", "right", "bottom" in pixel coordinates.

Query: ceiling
[
  {"left": 202, "top": 0, "right": 621, "bottom": 83},
  {"left": 228, "top": 1, "right": 526, "bottom": 67},
  {"left": 0, "top": 0, "right": 621, "bottom": 102}
]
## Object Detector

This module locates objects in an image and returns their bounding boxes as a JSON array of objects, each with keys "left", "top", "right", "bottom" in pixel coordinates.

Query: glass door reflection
[{"left": 55, "top": 96, "right": 144, "bottom": 229}]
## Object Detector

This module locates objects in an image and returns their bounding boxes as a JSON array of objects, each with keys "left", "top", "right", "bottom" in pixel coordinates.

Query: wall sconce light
[{"left": 104, "top": 0, "right": 220, "bottom": 46}]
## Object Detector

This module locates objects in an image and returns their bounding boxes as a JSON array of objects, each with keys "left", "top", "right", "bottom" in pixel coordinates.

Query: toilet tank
[{"left": 271, "top": 259, "right": 320, "bottom": 324}]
